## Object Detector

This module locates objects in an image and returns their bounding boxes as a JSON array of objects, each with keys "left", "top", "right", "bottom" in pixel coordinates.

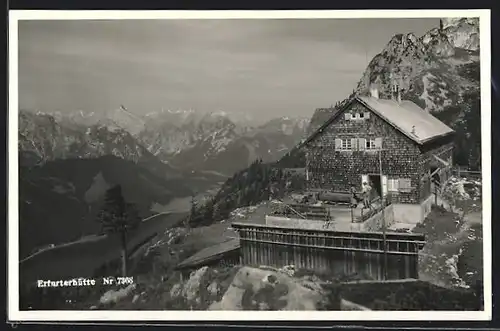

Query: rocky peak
[
  {"left": 257, "top": 116, "right": 309, "bottom": 137},
  {"left": 355, "top": 32, "right": 429, "bottom": 97},
  {"left": 420, "top": 27, "right": 455, "bottom": 58},
  {"left": 309, "top": 15, "right": 480, "bottom": 133},
  {"left": 102, "top": 106, "right": 146, "bottom": 137},
  {"left": 441, "top": 17, "right": 479, "bottom": 51},
  {"left": 385, "top": 33, "right": 423, "bottom": 56},
  {"left": 198, "top": 112, "right": 237, "bottom": 132}
]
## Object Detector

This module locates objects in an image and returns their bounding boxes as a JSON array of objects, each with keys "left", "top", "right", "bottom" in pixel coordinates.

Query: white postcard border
[{"left": 8, "top": 9, "right": 492, "bottom": 321}]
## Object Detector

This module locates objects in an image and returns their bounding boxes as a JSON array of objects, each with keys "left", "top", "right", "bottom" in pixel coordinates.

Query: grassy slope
[
  {"left": 19, "top": 211, "right": 188, "bottom": 285},
  {"left": 19, "top": 155, "right": 194, "bottom": 258},
  {"left": 340, "top": 280, "right": 480, "bottom": 310}
]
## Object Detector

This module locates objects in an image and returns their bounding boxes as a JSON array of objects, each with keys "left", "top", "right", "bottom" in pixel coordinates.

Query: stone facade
[{"left": 305, "top": 99, "right": 453, "bottom": 208}]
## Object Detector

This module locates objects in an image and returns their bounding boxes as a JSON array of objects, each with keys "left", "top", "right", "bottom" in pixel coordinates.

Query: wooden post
[
  {"left": 434, "top": 179, "right": 438, "bottom": 206},
  {"left": 378, "top": 146, "right": 388, "bottom": 280},
  {"left": 350, "top": 204, "right": 354, "bottom": 224}
]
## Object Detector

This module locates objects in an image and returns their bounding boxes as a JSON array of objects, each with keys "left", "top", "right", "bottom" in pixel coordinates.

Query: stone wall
[
  {"left": 359, "top": 204, "right": 395, "bottom": 231},
  {"left": 393, "top": 202, "right": 430, "bottom": 224}
]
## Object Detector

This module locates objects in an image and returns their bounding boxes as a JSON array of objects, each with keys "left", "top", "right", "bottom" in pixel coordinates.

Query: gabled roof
[
  {"left": 357, "top": 96, "right": 455, "bottom": 145},
  {"left": 300, "top": 100, "right": 353, "bottom": 147},
  {"left": 302, "top": 96, "right": 454, "bottom": 147}
]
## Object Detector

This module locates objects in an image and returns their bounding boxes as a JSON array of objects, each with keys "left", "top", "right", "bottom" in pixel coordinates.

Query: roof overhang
[
  {"left": 418, "top": 131, "right": 455, "bottom": 145},
  {"left": 432, "top": 154, "right": 450, "bottom": 167},
  {"left": 300, "top": 98, "right": 356, "bottom": 147}
]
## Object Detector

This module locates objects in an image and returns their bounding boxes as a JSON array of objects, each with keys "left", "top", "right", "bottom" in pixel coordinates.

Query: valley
[{"left": 17, "top": 104, "right": 308, "bottom": 281}]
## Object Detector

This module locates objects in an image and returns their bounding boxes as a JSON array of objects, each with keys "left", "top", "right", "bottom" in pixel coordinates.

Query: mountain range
[
  {"left": 18, "top": 105, "right": 309, "bottom": 256},
  {"left": 30, "top": 106, "right": 309, "bottom": 174}
]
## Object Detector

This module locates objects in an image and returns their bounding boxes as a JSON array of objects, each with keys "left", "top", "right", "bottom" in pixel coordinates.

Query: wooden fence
[
  {"left": 452, "top": 168, "right": 482, "bottom": 180},
  {"left": 270, "top": 201, "right": 330, "bottom": 221},
  {"left": 232, "top": 222, "right": 426, "bottom": 281}
]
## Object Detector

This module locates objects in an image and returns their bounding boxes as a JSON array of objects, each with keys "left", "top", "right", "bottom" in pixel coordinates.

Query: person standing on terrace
[
  {"left": 350, "top": 184, "right": 361, "bottom": 208},
  {"left": 362, "top": 181, "right": 373, "bottom": 210}
]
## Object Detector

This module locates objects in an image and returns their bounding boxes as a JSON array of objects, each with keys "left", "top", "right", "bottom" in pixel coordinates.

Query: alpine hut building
[{"left": 302, "top": 82, "right": 455, "bottom": 225}]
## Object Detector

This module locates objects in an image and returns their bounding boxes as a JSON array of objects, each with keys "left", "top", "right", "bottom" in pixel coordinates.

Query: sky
[{"left": 18, "top": 18, "right": 438, "bottom": 121}]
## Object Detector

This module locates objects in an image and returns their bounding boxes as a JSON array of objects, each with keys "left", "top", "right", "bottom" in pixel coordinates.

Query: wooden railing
[
  {"left": 270, "top": 201, "right": 330, "bottom": 221},
  {"left": 452, "top": 168, "right": 482, "bottom": 180},
  {"left": 356, "top": 197, "right": 391, "bottom": 223}
]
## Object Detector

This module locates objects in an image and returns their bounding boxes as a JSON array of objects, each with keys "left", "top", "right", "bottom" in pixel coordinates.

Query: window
[
  {"left": 388, "top": 179, "right": 399, "bottom": 192},
  {"left": 345, "top": 112, "right": 370, "bottom": 120},
  {"left": 387, "top": 178, "right": 413, "bottom": 193},
  {"left": 335, "top": 138, "right": 354, "bottom": 151},
  {"left": 359, "top": 137, "right": 382, "bottom": 150},
  {"left": 398, "top": 178, "right": 412, "bottom": 192},
  {"left": 341, "top": 139, "right": 352, "bottom": 150},
  {"left": 366, "top": 139, "right": 376, "bottom": 149}
]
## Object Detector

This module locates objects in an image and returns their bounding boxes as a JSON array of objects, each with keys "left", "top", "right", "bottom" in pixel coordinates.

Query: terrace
[{"left": 266, "top": 193, "right": 394, "bottom": 233}]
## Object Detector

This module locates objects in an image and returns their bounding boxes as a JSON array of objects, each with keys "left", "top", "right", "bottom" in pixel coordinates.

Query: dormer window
[{"left": 345, "top": 112, "right": 370, "bottom": 120}]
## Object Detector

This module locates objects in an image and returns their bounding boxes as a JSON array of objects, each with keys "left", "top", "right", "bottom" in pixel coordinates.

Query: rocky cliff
[{"left": 308, "top": 17, "right": 480, "bottom": 138}]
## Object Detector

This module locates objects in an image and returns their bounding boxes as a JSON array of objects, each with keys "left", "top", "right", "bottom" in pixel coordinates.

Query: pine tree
[
  {"left": 203, "top": 199, "right": 215, "bottom": 225},
  {"left": 187, "top": 195, "right": 197, "bottom": 228},
  {"left": 96, "top": 185, "right": 140, "bottom": 277},
  {"left": 212, "top": 202, "right": 221, "bottom": 221}
]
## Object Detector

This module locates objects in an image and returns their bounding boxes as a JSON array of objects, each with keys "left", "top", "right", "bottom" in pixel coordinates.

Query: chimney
[
  {"left": 369, "top": 85, "right": 379, "bottom": 99},
  {"left": 391, "top": 81, "right": 401, "bottom": 103}
]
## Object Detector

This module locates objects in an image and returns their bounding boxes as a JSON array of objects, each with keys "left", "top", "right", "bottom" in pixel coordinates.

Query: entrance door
[
  {"left": 362, "top": 174, "right": 388, "bottom": 200},
  {"left": 361, "top": 175, "right": 369, "bottom": 187},
  {"left": 368, "top": 174, "right": 382, "bottom": 199}
]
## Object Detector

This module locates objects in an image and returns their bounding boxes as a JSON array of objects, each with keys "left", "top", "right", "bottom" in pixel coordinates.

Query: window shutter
[
  {"left": 344, "top": 113, "right": 351, "bottom": 120},
  {"left": 374, "top": 138, "right": 383, "bottom": 150},
  {"left": 387, "top": 179, "right": 395, "bottom": 192},
  {"left": 364, "top": 112, "right": 371, "bottom": 119},
  {"left": 394, "top": 179, "right": 400, "bottom": 191},
  {"left": 334, "top": 138, "right": 342, "bottom": 150},
  {"left": 358, "top": 138, "right": 366, "bottom": 151},
  {"left": 398, "top": 178, "right": 411, "bottom": 191},
  {"left": 351, "top": 138, "right": 357, "bottom": 151},
  {"left": 382, "top": 175, "right": 388, "bottom": 197}
]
